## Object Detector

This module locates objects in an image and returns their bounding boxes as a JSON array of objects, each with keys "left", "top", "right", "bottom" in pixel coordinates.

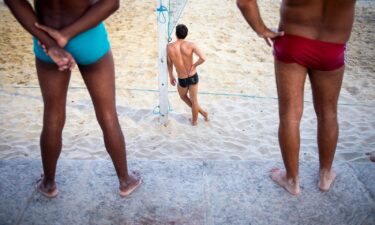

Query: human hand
[
  {"left": 170, "top": 76, "right": 176, "bottom": 86},
  {"left": 35, "top": 22, "right": 68, "bottom": 48},
  {"left": 47, "top": 46, "right": 76, "bottom": 71},
  {"left": 258, "top": 28, "right": 284, "bottom": 47},
  {"left": 37, "top": 40, "right": 48, "bottom": 55}
]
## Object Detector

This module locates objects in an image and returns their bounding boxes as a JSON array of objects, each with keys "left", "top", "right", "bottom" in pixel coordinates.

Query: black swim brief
[{"left": 178, "top": 73, "right": 199, "bottom": 88}]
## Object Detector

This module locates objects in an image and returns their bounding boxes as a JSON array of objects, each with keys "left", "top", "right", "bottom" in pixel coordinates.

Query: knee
[
  {"left": 190, "top": 98, "right": 199, "bottom": 106},
  {"left": 316, "top": 109, "right": 338, "bottom": 123},
  {"left": 179, "top": 94, "right": 188, "bottom": 101},
  {"left": 97, "top": 112, "right": 120, "bottom": 131},
  {"left": 279, "top": 105, "right": 303, "bottom": 125},
  {"left": 43, "top": 112, "right": 66, "bottom": 133}
]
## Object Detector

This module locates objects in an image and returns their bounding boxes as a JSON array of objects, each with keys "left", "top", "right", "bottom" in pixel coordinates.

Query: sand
[{"left": 0, "top": 0, "right": 374, "bottom": 162}]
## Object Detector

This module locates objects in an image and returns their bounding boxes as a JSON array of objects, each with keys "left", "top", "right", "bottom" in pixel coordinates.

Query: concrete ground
[{"left": 0, "top": 159, "right": 374, "bottom": 225}]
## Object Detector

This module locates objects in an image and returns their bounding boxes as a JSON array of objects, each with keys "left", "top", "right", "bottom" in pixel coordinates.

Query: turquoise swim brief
[{"left": 33, "top": 22, "right": 110, "bottom": 65}]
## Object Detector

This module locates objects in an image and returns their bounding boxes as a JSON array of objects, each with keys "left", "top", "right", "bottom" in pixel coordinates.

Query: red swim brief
[{"left": 273, "top": 34, "right": 346, "bottom": 71}]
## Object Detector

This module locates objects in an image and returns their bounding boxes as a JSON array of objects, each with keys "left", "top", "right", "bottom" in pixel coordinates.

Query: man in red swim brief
[
  {"left": 237, "top": 0, "right": 356, "bottom": 195},
  {"left": 273, "top": 34, "right": 346, "bottom": 71}
]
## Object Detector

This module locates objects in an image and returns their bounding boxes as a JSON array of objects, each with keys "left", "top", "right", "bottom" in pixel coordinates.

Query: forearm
[
  {"left": 4, "top": 0, "right": 57, "bottom": 48},
  {"left": 237, "top": 0, "right": 268, "bottom": 35},
  {"left": 168, "top": 65, "right": 174, "bottom": 79},
  {"left": 193, "top": 57, "right": 205, "bottom": 67},
  {"left": 61, "top": 0, "right": 119, "bottom": 40}
]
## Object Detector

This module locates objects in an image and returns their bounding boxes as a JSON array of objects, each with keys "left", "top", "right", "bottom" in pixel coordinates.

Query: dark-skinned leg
[
  {"left": 78, "top": 50, "right": 140, "bottom": 196},
  {"left": 177, "top": 84, "right": 208, "bottom": 122},
  {"left": 36, "top": 58, "right": 71, "bottom": 197},
  {"left": 309, "top": 66, "right": 344, "bottom": 191},
  {"left": 269, "top": 60, "right": 308, "bottom": 195}
]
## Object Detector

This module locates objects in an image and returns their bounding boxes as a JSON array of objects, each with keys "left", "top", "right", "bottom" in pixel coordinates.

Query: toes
[
  {"left": 319, "top": 182, "right": 331, "bottom": 192},
  {"left": 319, "top": 186, "right": 329, "bottom": 192},
  {"left": 269, "top": 168, "right": 284, "bottom": 181}
]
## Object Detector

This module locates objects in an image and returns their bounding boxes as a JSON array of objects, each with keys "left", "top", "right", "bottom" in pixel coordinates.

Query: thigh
[
  {"left": 78, "top": 50, "right": 117, "bottom": 117},
  {"left": 177, "top": 85, "right": 189, "bottom": 98},
  {"left": 188, "top": 83, "right": 199, "bottom": 101},
  {"left": 275, "top": 60, "right": 308, "bottom": 118},
  {"left": 308, "top": 66, "right": 345, "bottom": 115},
  {"left": 36, "top": 59, "right": 71, "bottom": 109}
]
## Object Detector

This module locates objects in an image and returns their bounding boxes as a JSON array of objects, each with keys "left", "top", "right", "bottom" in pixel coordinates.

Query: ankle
[
  {"left": 119, "top": 175, "right": 132, "bottom": 185},
  {"left": 319, "top": 168, "right": 333, "bottom": 176},
  {"left": 43, "top": 177, "right": 55, "bottom": 184},
  {"left": 41, "top": 179, "right": 56, "bottom": 191},
  {"left": 286, "top": 174, "right": 299, "bottom": 186}
]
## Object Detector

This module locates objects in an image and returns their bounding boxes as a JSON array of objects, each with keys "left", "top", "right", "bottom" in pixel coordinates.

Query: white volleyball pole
[{"left": 157, "top": 0, "right": 169, "bottom": 125}]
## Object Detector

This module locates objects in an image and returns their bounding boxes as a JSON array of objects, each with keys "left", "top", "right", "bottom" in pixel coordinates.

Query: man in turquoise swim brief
[
  {"left": 5, "top": 0, "right": 141, "bottom": 198},
  {"left": 33, "top": 22, "right": 110, "bottom": 66}
]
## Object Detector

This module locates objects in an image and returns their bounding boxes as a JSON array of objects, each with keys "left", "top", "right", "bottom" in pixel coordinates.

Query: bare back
[
  {"left": 34, "top": 0, "right": 94, "bottom": 29},
  {"left": 280, "top": 0, "right": 356, "bottom": 43},
  {"left": 167, "top": 40, "right": 196, "bottom": 79}
]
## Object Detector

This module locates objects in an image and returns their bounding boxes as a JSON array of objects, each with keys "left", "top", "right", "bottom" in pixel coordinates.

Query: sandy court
[{"left": 0, "top": 0, "right": 374, "bottom": 162}]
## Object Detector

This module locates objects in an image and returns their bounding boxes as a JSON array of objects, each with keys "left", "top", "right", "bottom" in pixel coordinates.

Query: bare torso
[
  {"left": 34, "top": 0, "right": 94, "bottom": 29},
  {"left": 167, "top": 40, "right": 196, "bottom": 79},
  {"left": 279, "top": 0, "right": 356, "bottom": 43}
]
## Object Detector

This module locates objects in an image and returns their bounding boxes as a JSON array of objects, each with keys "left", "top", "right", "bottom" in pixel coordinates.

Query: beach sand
[{"left": 0, "top": 0, "right": 374, "bottom": 162}]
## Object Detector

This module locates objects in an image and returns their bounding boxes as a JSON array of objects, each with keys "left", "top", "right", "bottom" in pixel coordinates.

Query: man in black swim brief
[
  {"left": 167, "top": 24, "right": 209, "bottom": 126},
  {"left": 178, "top": 73, "right": 199, "bottom": 88}
]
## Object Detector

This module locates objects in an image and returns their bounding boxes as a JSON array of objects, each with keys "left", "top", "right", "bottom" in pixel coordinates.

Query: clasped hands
[{"left": 35, "top": 22, "right": 75, "bottom": 71}]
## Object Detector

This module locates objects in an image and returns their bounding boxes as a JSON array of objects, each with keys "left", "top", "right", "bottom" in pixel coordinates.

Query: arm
[
  {"left": 4, "top": 0, "right": 75, "bottom": 70},
  {"left": 4, "top": 0, "right": 57, "bottom": 49},
  {"left": 62, "top": 0, "right": 119, "bottom": 44},
  {"left": 236, "top": 0, "right": 284, "bottom": 46},
  {"left": 188, "top": 43, "right": 206, "bottom": 75},
  {"left": 192, "top": 43, "right": 206, "bottom": 68},
  {"left": 35, "top": 0, "right": 119, "bottom": 47},
  {"left": 167, "top": 46, "right": 176, "bottom": 86}
]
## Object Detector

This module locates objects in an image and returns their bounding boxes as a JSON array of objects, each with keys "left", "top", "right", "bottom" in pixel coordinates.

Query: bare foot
[
  {"left": 36, "top": 175, "right": 59, "bottom": 198},
  {"left": 201, "top": 111, "right": 209, "bottom": 122},
  {"left": 189, "top": 118, "right": 198, "bottom": 126},
  {"left": 119, "top": 171, "right": 142, "bottom": 197},
  {"left": 318, "top": 169, "right": 336, "bottom": 192},
  {"left": 269, "top": 168, "right": 300, "bottom": 195}
]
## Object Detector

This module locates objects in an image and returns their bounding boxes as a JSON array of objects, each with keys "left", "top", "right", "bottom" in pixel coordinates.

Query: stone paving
[{"left": 0, "top": 160, "right": 374, "bottom": 225}]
